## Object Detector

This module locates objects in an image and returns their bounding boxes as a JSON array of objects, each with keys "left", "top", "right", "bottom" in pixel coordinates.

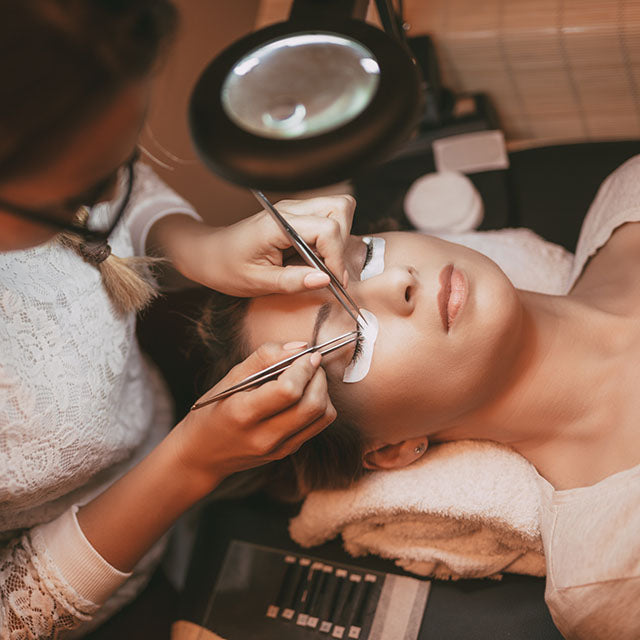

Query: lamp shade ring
[{"left": 189, "top": 18, "right": 422, "bottom": 191}]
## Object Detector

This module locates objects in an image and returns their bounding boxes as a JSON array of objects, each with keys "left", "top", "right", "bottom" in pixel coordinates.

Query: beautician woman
[{"left": 0, "top": 2, "right": 354, "bottom": 636}]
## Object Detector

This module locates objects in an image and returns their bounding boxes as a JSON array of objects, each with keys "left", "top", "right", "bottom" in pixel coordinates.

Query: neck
[{"left": 436, "top": 290, "right": 632, "bottom": 486}]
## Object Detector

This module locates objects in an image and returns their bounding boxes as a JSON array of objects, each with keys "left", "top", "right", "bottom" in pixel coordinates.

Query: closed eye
[
  {"left": 350, "top": 326, "right": 364, "bottom": 364},
  {"left": 360, "top": 236, "right": 385, "bottom": 280},
  {"left": 64, "top": 173, "right": 119, "bottom": 210},
  {"left": 63, "top": 149, "right": 139, "bottom": 211},
  {"left": 362, "top": 239, "right": 373, "bottom": 271}
]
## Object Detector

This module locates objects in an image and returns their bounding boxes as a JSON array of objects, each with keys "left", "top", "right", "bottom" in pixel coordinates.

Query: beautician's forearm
[
  {"left": 147, "top": 214, "right": 218, "bottom": 267},
  {"left": 77, "top": 428, "right": 220, "bottom": 573},
  {"left": 145, "top": 214, "right": 216, "bottom": 288}
]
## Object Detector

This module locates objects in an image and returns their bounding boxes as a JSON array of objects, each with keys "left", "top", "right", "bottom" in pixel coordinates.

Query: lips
[{"left": 437, "top": 264, "right": 467, "bottom": 332}]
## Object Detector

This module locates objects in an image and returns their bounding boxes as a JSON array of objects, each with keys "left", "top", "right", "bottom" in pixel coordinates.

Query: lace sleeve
[
  {"left": 0, "top": 532, "right": 94, "bottom": 639},
  {"left": 0, "top": 506, "right": 130, "bottom": 639}
]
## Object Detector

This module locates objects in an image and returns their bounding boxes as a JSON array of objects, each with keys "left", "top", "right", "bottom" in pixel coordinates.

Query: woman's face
[
  {"left": 0, "top": 82, "right": 149, "bottom": 251},
  {"left": 245, "top": 232, "right": 524, "bottom": 445}
]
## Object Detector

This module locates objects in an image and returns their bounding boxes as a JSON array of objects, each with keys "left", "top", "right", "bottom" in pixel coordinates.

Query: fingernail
[
  {"left": 304, "top": 271, "right": 330, "bottom": 288},
  {"left": 343, "top": 270, "right": 349, "bottom": 287},
  {"left": 283, "top": 340, "right": 308, "bottom": 350},
  {"left": 310, "top": 352, "right": 322, "bottom": 367}
]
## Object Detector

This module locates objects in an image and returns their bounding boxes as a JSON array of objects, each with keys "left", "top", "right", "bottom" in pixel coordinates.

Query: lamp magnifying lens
[{"left": 221, "top": 33, "right": 380, "bottom": 141}]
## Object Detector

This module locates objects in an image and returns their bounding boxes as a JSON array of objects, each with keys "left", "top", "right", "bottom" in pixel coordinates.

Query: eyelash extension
[
  {"left": 350, "top": 326, "right": 364, "bottom": 363},
  {"left": 351, "top": 239, "right": 374, "bottom": 363},
  {"left": 362, "top": 239, "right": 374, "bottom": 272}
]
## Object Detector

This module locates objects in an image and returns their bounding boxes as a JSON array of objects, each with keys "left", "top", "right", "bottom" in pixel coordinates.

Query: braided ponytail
[{"left": 59, "top": 208, "right": 164, "bottom": 314}]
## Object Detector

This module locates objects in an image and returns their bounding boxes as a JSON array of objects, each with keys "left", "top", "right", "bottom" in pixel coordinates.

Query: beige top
[
  {"left": 536, "top": 155, "right": 640, "bottom": 639},
  {"left": 536, "top": 467, "right": 640, "bottom": 639}
]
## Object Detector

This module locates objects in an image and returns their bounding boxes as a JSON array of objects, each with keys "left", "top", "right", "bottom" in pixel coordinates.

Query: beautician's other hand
[
  {"left": 170, "top": 342, "right": 336, "bottom": 487},
  {"left": 151, "top": 195, "right": 356, "bottom": 296}
]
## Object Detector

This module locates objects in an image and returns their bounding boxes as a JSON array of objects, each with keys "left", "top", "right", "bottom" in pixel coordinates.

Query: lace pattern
[
  {"left": 0, "top": 163, "right": 191, "bottom": 636},
  {"left": 0, "top": 534, "right": 96, "bottom": 639}
]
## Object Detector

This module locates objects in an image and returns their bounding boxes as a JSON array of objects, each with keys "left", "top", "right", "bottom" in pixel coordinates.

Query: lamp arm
[
  {"left": 289, "top": 0, "right": 408, "bottom": 51},
  {"left": 373, "top": 0, "right": 406, "bottom": 42},
  {"left": 289, "top": 0, "right": 370, "bottom": 22}
]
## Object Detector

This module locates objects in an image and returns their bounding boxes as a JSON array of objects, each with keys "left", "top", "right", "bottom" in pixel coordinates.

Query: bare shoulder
[{"left": 571, "top": 221, "right": 640, "bottom": 312}]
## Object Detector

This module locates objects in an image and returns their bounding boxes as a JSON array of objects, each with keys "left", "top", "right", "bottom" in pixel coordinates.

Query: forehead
[
  {"left": 245, "top": 287, "right": 331, "bottom": 350},
  {"left": 244, "top": 229, "right": 411, "bottom": 349}
]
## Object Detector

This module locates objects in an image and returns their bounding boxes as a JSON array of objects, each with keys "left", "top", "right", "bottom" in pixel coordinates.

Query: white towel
[
  {"left": 433, "top": 227, "right": 573, "bottom": 295},
  {"left": 290, "top": 228, "right": 575, "bottom": 580},
  {"left": 290, "top": 441, "right": 545, "bottom": 580}
]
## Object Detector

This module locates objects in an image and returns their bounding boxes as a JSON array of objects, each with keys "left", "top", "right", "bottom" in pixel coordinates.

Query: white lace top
[{"left": 0, "top": 163, "right": 199, "bottom": 639}]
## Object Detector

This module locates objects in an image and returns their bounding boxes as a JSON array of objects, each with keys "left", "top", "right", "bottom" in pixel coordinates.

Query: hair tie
[
  {"left": 77, "top": 239, "right": 112, "bottom": 266},
  {"left": 58, "top": 209, "right": 164, "bottom": 314}
]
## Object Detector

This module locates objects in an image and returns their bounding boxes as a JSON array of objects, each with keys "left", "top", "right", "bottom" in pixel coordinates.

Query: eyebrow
[{"left": 310, "top": 302, "right": 332, "bottom": 346}]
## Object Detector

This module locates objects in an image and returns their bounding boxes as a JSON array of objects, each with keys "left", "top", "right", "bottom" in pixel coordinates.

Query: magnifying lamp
[{"left": 189, "top": 0, "right": 423, "bottom": 191}]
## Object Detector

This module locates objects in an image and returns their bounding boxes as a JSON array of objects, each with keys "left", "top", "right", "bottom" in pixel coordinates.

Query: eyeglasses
[{"left": 0, "top": 153, "right": 137, "bottom": 242}]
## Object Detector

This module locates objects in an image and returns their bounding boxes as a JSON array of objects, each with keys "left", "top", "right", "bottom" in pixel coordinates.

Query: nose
[{"left": 351, "top": 265, "right": 418, "bottom": 316}]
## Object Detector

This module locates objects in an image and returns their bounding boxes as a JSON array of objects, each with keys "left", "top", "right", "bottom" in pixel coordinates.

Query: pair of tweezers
[
  {"left": 252, "top": 190, "right": 367, "bottom": 327},
  {"left": 191, "top": 331, "right": 357, "bottom": 410}
]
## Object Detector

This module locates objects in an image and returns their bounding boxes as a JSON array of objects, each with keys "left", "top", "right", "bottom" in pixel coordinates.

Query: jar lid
[{"left": 404, "top": 171, "right": 484, "bottom": 233}]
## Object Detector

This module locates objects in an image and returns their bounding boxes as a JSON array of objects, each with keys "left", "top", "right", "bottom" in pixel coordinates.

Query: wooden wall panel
[
  {"left": 142, "top": 0, "right": 262, "bottom": 225},
  {"left": 258, "top": 0, "right": 640, "bottom": 145}
]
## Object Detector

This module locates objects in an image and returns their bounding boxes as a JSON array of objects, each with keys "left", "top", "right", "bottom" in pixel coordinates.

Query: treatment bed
[{"left": 132, "top": 140, "right": 640, "bottom": 640}]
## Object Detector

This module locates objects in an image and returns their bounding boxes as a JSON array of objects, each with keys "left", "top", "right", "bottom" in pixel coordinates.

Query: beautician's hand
[
  {"left": 170, "top": 342, "right": 336, "bottom": 485},
  {"left": 150, "top": 195, "right": 356, "bottom": 296}
]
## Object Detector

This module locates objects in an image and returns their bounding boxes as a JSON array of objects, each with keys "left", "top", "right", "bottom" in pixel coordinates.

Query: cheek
[
  {"left": 441, "top": 265, "right": 523, "bottom": 413},
  {"left": 331, "top": 325, "right": 439, "bottom": 439},
  {"left": 464, "top": 262, "right": 522, "bottom": 361},
  {"left": 331, "top": 277, "right": 523, "bottom": 437},
  {"left": 0, "top": 214, "right": 57, "bottom": 251}
]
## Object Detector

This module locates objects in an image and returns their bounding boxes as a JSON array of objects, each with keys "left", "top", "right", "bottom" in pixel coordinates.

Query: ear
[{"left": 362, "top": 437, "right": 429, "bottom": 471}]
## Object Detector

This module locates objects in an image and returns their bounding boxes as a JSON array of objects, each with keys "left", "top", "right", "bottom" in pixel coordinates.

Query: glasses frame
[{"left": 0, "top": 156, "right": 136, "bottom": 242}]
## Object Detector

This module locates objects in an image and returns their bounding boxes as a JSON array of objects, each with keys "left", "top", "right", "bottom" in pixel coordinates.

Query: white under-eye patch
[
  {"left": 342, "top": 308, "right": 378, "bottom": 383},
  {"left": 360, "top": 236, "right": 386, "bottom": 280}
]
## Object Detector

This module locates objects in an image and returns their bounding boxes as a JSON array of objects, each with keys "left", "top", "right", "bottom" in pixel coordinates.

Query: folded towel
[
  {"left": 290, "top": 228, "right": 574, "bottom": 580},
  {"left": 290, "top": 440, "right": 545, "bottom": 580}
]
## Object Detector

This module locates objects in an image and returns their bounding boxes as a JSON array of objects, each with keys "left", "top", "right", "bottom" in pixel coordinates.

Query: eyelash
[
  {"left": 362, "top": 240, "right": 374, "bottom": 272},
  {"left": 350, "top": 326, "right": 364, "bottom": 364},
  {"left": 348, "top": 241, "right": 374, "bottom": 364}
]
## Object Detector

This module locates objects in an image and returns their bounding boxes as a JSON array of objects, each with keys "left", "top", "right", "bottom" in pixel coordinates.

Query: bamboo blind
[{"left": 256, "top": 0, "right": 640, "bottom": 145}]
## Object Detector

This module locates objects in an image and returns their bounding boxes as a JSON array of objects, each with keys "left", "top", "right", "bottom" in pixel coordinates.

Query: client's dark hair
[
  {"left": 196, "top": 292, "right": 366, "bottom": 502},
  {"left": 0, "top": 0, "right": 178, "bottom": 179}
]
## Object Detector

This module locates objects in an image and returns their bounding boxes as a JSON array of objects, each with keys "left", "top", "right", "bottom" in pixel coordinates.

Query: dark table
[{"left": 176, "top": 494, "right": 562, "bottom": 639}]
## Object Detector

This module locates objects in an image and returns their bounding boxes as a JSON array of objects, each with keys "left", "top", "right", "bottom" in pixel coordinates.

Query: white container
[{"left": 403, "top": 171, "right": 484, "bottom": 233}]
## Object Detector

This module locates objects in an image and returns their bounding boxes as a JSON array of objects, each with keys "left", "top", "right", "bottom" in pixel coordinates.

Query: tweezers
[
  {"left": 252, "top": 190, "right": 367, "bottom": 326},
  {"left": 190, "top": 331, "right": 358, "bottom": 410}
]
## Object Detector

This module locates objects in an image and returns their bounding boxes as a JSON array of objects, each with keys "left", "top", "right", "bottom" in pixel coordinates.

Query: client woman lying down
[{"left": 195, "top": 157, "right": 640, "bottom": 640}]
